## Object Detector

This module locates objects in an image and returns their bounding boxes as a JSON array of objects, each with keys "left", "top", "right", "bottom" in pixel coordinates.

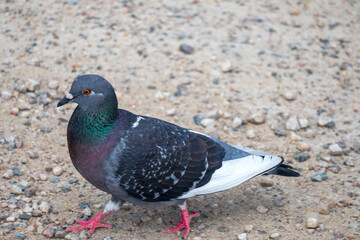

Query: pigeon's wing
[{"left": 111, "top": 116, "right": 225, "bottom": 202}]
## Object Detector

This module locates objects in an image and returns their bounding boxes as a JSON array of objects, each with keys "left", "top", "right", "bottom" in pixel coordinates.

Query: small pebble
[
  {"left": 282, "top": 91, "right": 296, "bottom": 101},
  {"left": 79, "top": 231, "right": 87, "bottom": 239},
  {"left": 223, "top": 112, "right": 231, "bottom": 119},
  {"left": 43, "top": 226, "right": 55, "bottom": 238},
  {"left": 48, "top": 80, "right": 59, "bottom": 89},
  {"left": 328, "top": 164, "right": 341, "bottom": 174},
  {"left": 244, "top": 225, "right": 254, "bottom": 233},
  {"left": 23, "top": 205, "right": 33, "bottom": 213},
  {"left": 344, "top": 160, "right": 355, "bottom": 167},
  {"left": 23, "top": 120, "right": 31, "bottom": 126},
  {"left": 311, "top": 171, "right": 328, "bottom": 182},
  {"left": 131, "top": 216, "right": 141, "bottom": 225},
  {"left": 40, "top": 174, "right": 48, "bottom": 181},
  {"left": 40, "top": 125, "right": 53, "bottom": 133},
  {"left": 11, "top": 185, "right": 23, "bottom": 194},
  {"left": 154, "top": 91, "right": 168, "bottom": 100},
  {"left": 296, "top": 142, "right": 311, "bottom": 151},
  {"left": 52, "top": 166, "right": 63, "bottom": 176},
  {"left": 15, "top": 233, "right": 26, "bottom": 239},
  {"left": 333, "top": 229, "right": 344, "bottom": 238},
  {"left": 273, "top": 198, "right": 285, "bottom": 207},
  {"left": 193, "top": 115, "right": 204, "bottom": 125},
  {"left": 28, "top": 150, "right": 39, "bottom": 159},
  {"left": 1, "top": 91, "right": 12, "bottom": 100},
  {"left": 140, "top": 216, "right": 152, "bottom": 223},
  {"left": 269, "top": 232, "right": 280, "bottom": 239},
  {"left": 7, "top": 215, "right": 16, "bottom": 222},
  {"left": 156, "top": 217, "right": 163, "bottom": 225},
  {"left": 37, "top": 225, "right": 44, "bottom": 234},
  {"left": 39, "top": 202, "right": 51, "bottom": 213},
  {"left": 50, "top": 178, "right": 60, "bottom": 183},
  {"left": 248, "top": 113, "right": 266, "bottom": 124},
  {"left": 206, "top": 110, "right": 221, "bottom": 119},
  {"left": 69, "top": 178, "right": 78, "bottom": 184},
  {"left": 3, "top": 169, "right": 15, "bottom": 179},
  {"left": 94, "top": 204, "right": 102, "bottom": 209},
  {"left": 289, "top": 7, "right": 300, "bottom": 15},
  {"left": 24, "top": 188, "right": 36, "bottom": 197},
  {"left": 329, "top": 144, "right": 342, "bottom": 156},
  {"left": 259, "top": 177, "right": 274, "bottom": 187},
  {"left": 12, "top": 167, "right": 23, "bottom": 176},
  {"left": 298, "top": 118, "right": 309, "bottom": 128},
  {"left": 82, "top": 207, "right": 92, "bottom": 216},
  {"left": 217, "top": 226, "right": 229, "bottom": 232},
  {"left": 61, "top": 185, "right": 71, "bottom": 193},
  {"left": 27, "top": 79, "right": 40, "bottom": 92},
  {"left": 179, "top": 44, "right": 194, "bottom": 54},
  {"left": 18, "top": 101, "right": 31, "bottom": 110},
  {"left": 244, "top": 187, "right": 254, "bottom": 195},
  {"left": 256, "top": 205, "right": 269, "bottom": 214},
  {"left": 79, "top": 202, "right": 89, "bottom": 209},
  {"left": 319, "top": 207, "right": 330, "bottom": 215},
  {"left": 31, "top": 209, "right": 43, "bottom": 217},
  {"left": 10, "top": 107, "right": 19, "bottom": 116},
  {"left": 232, "top": 117, "right": 242, "bottom": 128},
  {"left": 317, "top": 117, "right": 331, "bottom": 127},
  {"left": 286, "top": 115, "right": 300, "bottom": 131},
  {"left": 306, "top": 217, "right": 319, "bottom": 229},
  {"left": 237, "top": 232, "right": 247, "bottom": 240},
  {"left": 294, "top": 152, "right": 310, "bottom": 162},
  {"left": 14, "top": 137, "right": 24, "bottom": 148},
  {"left": 324, "top": 121, "right": 336, "bottom": 129},
  {"left": 246, "top": 129, "right": 255, "bottom": 139},
  {"left": 200, "top": 118, "right": 216, "bottom": 128},
  {"left": 221, "top": 60, "right": 233, "bottom": 72},
  {"left": 55, "top": 230, "right": 67, "bottom": 238},
  {"left": 165, "top": 108, "right": 176, "bottom": 116},
  {"left": 347, "top": 234, "right": 355, "bottom": 239},
  {"left": 296, "top": 216, "right": 303, "bottom": 223},
  {"left": 274, "top": 127, "right": 287, "bottom": 136},
  {"left": 19, "top": 214, "right": 31, "bottom": 220}
]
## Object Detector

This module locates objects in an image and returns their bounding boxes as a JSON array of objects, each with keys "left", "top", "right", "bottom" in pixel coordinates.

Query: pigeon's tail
[
  {"left": 179, "top": 155, "right": 284, "bottom": 199},
  {"left": 265, "top": 163, "right": 300, "bottom": 177}
]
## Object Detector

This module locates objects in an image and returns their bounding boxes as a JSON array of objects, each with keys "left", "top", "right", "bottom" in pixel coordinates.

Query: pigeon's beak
[{"left": 57, "top": 92, "right": 74, "bottom": 107}]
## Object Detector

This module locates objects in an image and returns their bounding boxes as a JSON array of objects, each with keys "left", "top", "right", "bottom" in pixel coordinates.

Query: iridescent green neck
[{"left": 69, "top": 104, "right": 118, "bottom": 143}]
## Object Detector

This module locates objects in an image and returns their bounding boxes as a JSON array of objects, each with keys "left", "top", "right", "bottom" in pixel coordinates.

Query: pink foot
[
  {"left": 163, "top": 204, "right": 200, "bottom": 239},
  {"left": 66, "top": 211, "right": 112, "bottom": 236}
]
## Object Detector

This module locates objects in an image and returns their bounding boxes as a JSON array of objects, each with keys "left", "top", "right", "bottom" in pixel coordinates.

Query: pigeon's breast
[{"left": 68, "top": 134, "right": 118, "bottom": 193}]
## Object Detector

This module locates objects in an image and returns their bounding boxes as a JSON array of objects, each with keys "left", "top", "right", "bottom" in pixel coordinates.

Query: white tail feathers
[{"left": 178, "top": 155, "right": 282, "bottom": 199}]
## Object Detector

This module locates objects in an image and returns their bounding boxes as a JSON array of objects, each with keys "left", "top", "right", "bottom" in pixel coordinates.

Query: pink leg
[
  {"left": 66, "top": 211, "right": 113, "bottom": 236},
  {"left": 163, "top": 202, "right": 200, "bottom": 239}
]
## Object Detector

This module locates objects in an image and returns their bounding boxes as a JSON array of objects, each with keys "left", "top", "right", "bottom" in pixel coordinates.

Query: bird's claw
[
  {"left": 66, "top": 212, "right": 112, "bottom": 236},
  {"left": 163, "top": 212, "right": 200, "bottom": 239}
]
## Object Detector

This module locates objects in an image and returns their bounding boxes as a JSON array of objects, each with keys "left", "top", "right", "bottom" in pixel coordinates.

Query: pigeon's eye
[{"left": 83, "top": 89, "right": 91, "bottom": 95}]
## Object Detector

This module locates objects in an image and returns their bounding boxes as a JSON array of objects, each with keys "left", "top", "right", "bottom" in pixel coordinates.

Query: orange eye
[{"left": 83, "top": 89, "right": 91, "bottom": 95}]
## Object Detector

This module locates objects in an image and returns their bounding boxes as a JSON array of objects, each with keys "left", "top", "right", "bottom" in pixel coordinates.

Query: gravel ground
[{"left": 1, "top": 1, "right": 359, "bottom": 240}]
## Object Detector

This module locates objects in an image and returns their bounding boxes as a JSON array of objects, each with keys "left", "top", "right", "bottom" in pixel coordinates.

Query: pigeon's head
[{"left": 57, "top": 75, "right": 117, "bottom": 110}]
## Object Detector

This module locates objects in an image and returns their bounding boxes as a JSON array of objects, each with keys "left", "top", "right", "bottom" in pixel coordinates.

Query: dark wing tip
[{"left": 266, "top": 163, "right": 300, "bottom": 177}]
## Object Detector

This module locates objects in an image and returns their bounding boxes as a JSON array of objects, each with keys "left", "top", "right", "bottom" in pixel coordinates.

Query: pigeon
[{"left": 57, "top": 74, "right": 299, "bottom": 239}]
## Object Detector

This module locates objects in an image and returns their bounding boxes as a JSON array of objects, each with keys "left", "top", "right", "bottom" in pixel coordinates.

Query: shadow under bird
[{"left": 57, "top": 74, "right": 299, "bottom": 239}]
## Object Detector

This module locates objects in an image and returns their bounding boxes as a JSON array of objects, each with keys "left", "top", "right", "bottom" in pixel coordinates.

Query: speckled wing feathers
[{"left": 113, "top": 117, "right": 224, "bottom": 202}]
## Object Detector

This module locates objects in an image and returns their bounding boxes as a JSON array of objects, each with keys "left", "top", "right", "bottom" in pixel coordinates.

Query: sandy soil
[{"left": 0, "top": 0, "right": 359, "bottom": 240}]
